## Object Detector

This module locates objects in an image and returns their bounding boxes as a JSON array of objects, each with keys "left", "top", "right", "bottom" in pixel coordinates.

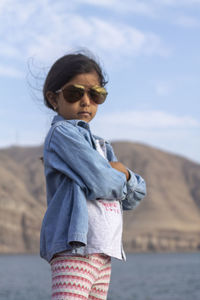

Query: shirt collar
[{"left": 51, "top": 114, "right": 90, "bottom": 130}]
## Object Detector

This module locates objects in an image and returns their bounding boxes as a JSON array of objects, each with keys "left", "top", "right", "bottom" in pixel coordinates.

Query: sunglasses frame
[{"left": 55, "top": 84, "right": 108, "bottom": 105}]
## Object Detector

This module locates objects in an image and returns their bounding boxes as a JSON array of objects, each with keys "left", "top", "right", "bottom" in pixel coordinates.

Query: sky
[{"left": 0, "top": 0, "right": 200, "bottom": 163}]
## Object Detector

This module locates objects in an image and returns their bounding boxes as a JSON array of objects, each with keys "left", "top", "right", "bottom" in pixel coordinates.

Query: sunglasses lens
[
  {"left": 61, "top": 85, "right": 107, "bottom": 104},
  {"left": 90, "top": 87, "right": 107, "bottom": 104},
  {"left": 62, "top": 86, "right": 84, "bottom": 103}
]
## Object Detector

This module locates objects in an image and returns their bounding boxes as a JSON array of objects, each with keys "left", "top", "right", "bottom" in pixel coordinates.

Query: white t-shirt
[
  {"left": 83, "top": 139, "right": 124, "bottom": 260},
  {"left": 57, "top": 138, "right": 125, "bottom": 260}
]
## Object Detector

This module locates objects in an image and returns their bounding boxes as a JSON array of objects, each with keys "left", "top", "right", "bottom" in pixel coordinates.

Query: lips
[{"left": 78, "top": 111, "right": 91, "bottom": 115}]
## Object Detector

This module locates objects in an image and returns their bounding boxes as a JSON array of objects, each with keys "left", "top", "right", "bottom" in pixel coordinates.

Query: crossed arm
[
  {"left": 47, "top": 122, "right": 145, "bottom": 205},
  {"left": 109, "top": 161, "right": 130, "bottom": 181}
]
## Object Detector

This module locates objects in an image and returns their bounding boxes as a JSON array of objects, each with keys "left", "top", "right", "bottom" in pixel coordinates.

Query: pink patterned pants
[{"left": 50, "top": 253, "right": 111, "bottom": 300}]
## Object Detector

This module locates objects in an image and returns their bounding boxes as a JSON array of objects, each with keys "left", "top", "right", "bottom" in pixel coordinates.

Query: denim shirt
[{"left": 40, "top": 115, "right": 146, "bottom": 262}]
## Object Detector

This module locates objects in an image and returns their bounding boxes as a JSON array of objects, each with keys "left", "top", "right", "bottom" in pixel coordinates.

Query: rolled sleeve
[{"left": 122, "top": 169, "right": 146, "bottom": 210}]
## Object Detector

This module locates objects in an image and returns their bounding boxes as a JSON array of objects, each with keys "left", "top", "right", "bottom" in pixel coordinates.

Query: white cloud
[
  {"left": 0, "top": 64, "right": 24, "bottom": 78},
  {"left": 154, "top": 0, "right": 200, "bottom": 6},
  {"left": 90, "top": 110, "right": 200, "bottom": 162},
  {"left": 77, "top": 0, "right": 200, "bottom": 15},
  {"left": 86, "top": 18, "right": 168, "bottom": 57},
  {"left": 75, "top": 0, "right": 200, "bottom": 38},
  {"left": 0, "top": 43, "right": 21, "bottom": 58},
  {"left": 92, "top": 110, "right": 200, "bottom": 130},
  {"left": 176, "top": 15, "right": 200, "bottom": 28},
  {"left": 0, "top": 0, "right": 8, "bottom": 13},
  {"left": 0, "top": 0, "right": 168, "bottom": 72},
  {"left": 77, "top": 0, "right": 155, "bottom": 16},
  {"left": 155, "top": 82, "right": 171, "bottom": 96},
  {"left": 77, "top": 0, "right": 116, "bottom": 5}
]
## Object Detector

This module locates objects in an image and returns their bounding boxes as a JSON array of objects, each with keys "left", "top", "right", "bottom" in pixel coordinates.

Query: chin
[{"left": 79, "top": 116, "right": 92, "bottom": 123}]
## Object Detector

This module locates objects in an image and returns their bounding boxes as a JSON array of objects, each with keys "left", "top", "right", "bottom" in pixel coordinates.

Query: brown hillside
[
  {"left": 0, "top": 142, "right": 200, "bottom": 254},
  {"left": 112, "top": 142, "right": 200, "bottom": 252},
  {"left": 0, "top": 146, "right": 45, "bottom": 253}
]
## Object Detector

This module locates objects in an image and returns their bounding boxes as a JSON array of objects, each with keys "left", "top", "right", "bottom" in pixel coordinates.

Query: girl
[{"left": 40, "top": 52, "right": 146, "bottom": 300}]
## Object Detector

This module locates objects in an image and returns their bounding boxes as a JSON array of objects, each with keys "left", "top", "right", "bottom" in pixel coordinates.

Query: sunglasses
[{"left": 55, "top": 84, "right": 108, "bottom": 104}]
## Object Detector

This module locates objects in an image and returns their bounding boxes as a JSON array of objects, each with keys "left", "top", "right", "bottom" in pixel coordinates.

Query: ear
[{"left": 46, "top": 91, "right": 58, "bottom": 111}]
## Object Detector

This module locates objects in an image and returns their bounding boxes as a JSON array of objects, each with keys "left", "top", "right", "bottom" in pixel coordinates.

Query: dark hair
[{"left": 43, "top": 52, "right": 108, "bottom": 110}]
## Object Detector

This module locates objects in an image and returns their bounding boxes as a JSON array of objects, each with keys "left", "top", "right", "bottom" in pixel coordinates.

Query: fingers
[{"left": 109, "top": 161, "right": 130, "bottom": 180}]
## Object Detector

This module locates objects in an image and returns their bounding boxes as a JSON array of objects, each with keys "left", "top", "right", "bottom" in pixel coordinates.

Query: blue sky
[{"left": 0, "top": 0, "right": 200, "bottom": 163}]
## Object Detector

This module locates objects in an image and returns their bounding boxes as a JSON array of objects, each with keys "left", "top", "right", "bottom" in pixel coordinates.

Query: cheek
[
  {"left": 93, "top": 104, "right": 98, "bottom": 113},
  {"left": 63, "top": 101, "right": 78, "bottom": 112}
]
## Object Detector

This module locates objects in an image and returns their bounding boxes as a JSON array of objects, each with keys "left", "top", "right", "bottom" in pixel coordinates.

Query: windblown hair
[{"left": 43, "top": 51, "right": 108, "bottom": 110}]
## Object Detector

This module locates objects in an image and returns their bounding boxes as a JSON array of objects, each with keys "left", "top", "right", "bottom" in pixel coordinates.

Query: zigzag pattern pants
[{"left": 50, "top": 253, "right": 111, "bottom": 300}]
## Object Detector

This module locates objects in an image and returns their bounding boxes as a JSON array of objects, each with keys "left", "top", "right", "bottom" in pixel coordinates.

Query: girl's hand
[{"left": 109, "top": 161, "right": 130, "bottom": 181}]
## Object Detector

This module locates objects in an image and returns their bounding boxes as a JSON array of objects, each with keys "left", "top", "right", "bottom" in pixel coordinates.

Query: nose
[{"left": 80, "top": 91, "right": 91, "bottom": 106}]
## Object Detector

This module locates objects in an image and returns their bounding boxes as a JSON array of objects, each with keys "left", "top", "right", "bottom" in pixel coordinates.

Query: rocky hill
[
  {"left": 0, "top": 142, "right": 200, "bottom": 254},
  {"left": 113, "top": 142, "right": 200, "bottom": 252}
]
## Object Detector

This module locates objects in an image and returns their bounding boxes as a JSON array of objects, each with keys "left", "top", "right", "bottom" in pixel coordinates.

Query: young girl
[{"left": 40, "top": 52, "right": 146, "bottom": 300}]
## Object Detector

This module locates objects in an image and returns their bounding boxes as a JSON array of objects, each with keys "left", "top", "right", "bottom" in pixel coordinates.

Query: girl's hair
[{"left": 43, "top": 52, "right": 107, "bottom": 110}]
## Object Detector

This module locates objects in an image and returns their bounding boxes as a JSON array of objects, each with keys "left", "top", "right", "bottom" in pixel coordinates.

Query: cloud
[
  {"left": 92, "top": 110, "right": 200, "bottom": 130},
  {"left": 153, "top": 0, "right": 200, "bottom": 6},
  {"left": 0, "top": 0, "right": 168, "bottom": 72},
  {"left": 87, "top": 18, "right": 168, "bottom": 57},
  {"left": 77, "top": 0, "right": 200, "bottom": 15},
  {"left": 77, "top": 0, "right": 116, "bottom": 5},
  {"left": 90, "top": 110, "right": 200, "bottom": 162},
  {"left": 76, "top": 0, "right": 155, "bottom": 16},
  {"left": 154, "top": 82, "right": 172, "bottom": 96},
  {"left": 0, "top": 44, "right": 21, "bottom": 58},
  {"left": 0, "top": 64, "right": 24, "bottom": 78},
  {"left": 176, "top": 15, "right": 200, "bottom": 28}
]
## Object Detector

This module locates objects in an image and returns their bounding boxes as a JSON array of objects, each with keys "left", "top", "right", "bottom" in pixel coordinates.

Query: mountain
[
  {"left": 0, "top": 142, "right": 200, "bottom": 254},
  {"left": 113, "top": 142, "right": 200, "bottom": 252},
  {"left": 0, "top": 146, "right": 45, "bottom": 253}
]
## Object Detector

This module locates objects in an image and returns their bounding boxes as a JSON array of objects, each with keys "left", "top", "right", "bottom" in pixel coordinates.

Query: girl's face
[{"left": 50, "top": 72, "right": 100, "bottom": 123}]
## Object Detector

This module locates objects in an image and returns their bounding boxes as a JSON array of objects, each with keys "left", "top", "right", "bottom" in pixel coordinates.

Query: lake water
[{"left": 0, "top": 252, "right": 199, "bottom": 300}]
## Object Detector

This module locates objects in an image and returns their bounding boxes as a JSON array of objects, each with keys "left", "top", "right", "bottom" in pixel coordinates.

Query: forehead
[{"left": 63, "top": 72, "right": 100, "bottom": 88}]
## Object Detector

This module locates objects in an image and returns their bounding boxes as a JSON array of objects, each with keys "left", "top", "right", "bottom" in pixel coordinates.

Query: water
[{"left": 0, "top": 253, "right": 199, "bottom": 300}]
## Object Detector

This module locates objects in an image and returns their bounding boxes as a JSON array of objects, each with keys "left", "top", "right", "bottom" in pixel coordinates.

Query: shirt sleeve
[
  {"left": 122, "top": 169, "right": 146, "bottom": 210},
  {"left": 105, "top": 141, "right": 146, "bottom": 209},
  {"left": 45, "top": 122, "right": 127, "bottom": 201}
]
